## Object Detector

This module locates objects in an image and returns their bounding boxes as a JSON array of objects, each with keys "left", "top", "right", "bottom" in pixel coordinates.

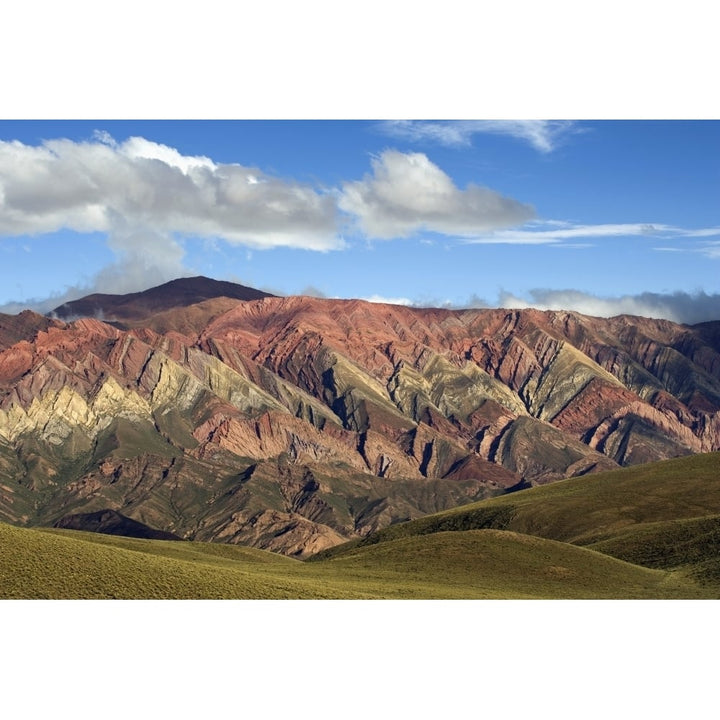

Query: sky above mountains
[{"left": 1, "top": 119, "right": 718, "bottom": 323}]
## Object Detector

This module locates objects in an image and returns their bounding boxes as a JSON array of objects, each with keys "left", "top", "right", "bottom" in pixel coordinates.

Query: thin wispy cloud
[
  {"left": 464, "top": 221, "right": 720, "bottom": 247},
  {"left": 655, "top": 240, "right": 720, "bottom": 259},
  {"left": 698, "top": 242, "right": 720, "bottom": 259},
  {"left": 679, "top": 228, "right": 720, "bottom": 238},
  {"left": 378, "top": 120, "right": 579, "bottom": 153}
]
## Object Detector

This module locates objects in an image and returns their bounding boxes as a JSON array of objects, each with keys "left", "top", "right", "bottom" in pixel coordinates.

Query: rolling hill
[
  {"left": 313, "top": 451, "right": 720, "bottom": 589},
  {"left": 2, "top": 452, "right": 719, "bottom": 598}
]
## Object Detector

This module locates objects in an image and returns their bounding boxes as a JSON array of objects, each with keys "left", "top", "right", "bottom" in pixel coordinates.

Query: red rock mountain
[{"left": 0, "top": 277, "right": 718, "bottom": 555}]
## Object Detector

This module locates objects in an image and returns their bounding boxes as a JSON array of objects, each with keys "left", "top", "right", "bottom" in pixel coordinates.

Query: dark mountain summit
[{"left": 51, "top": 276, "right": 275, "bottom": 324}]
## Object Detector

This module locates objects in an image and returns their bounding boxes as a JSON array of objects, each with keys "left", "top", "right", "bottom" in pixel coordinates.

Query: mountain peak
[{"left": 51, "top": 276, "right": 275, "bottom": 323}]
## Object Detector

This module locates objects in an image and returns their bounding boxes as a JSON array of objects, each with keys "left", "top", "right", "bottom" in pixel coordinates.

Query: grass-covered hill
[
  {"left": 313, "top": 451, "right": 720, "bottom": 589},
  {"left": 2, "top": 452, "right": 719, "bottom": 599},
  {"left": 1, "top": 519, "right": 709, "bottom": 599}
]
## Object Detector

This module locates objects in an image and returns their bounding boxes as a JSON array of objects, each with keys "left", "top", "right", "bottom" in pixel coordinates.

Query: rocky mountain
[
  {"left": 50, "top": 276, "right": 274, "bottom": 326},
  {"left": 1, "top": 277, "right": 719, "bottom": 556}
]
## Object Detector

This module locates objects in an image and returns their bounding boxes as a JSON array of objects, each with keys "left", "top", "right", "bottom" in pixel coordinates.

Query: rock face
[{"left": 0, "top": 277, "right": 719, "bottom": 556}]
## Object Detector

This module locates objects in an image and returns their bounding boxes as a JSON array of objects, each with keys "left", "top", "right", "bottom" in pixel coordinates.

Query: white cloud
[
  {"left": 119, "top": 136, "right": 217, "bottom": 174},
  {"left": 372, "top": 288, "right": 719, "bottom": 324},
  {"left": 0, "top": 133, "right": 345, "bottom": 303},
  {"left": 548, "top": 243, "right": 593, "bottom": 249},
  {"left": 361, "top": 294, "right": 414, "bottom": 306},
  {"left": 0, "top": 135, "right": 341, "bottom": 251},
  {"left": 678, "top": 228, "right": 720, "bottom": 238},
  {"left": 338, "top": 150, "right": 534, "bottom": 239},
  {"left": 378, "top": 120, "right": 579, "bottom": 153},
  {"left": 698, "top": 241, "right": 720, "bottom": 259},
  {"left": 490, "top": 288, "right": 720, "bottom": 324},
  {"left": 99, "top": 227, "right": 189, "bottom": 294},
  {"left": 350, "top": 287, "right": 720, "bottom": 324},
  {"left": 0, "top": 226, "right": 193, "bottom": 316},
  {"left": 465, "top": 221, "right": 720, "bottom": 246}
]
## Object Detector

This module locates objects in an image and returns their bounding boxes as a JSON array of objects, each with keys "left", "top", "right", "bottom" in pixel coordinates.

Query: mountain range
[{"left": 1, "top": 276, "right": 719, "bottom": 556}]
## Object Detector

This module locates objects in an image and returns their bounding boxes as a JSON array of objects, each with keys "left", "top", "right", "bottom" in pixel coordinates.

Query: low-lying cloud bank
[
  {"left": 300, "top": 288, "right": 720, "bottom": 325},
  {"left": 3, "top": 281, "right": 719, "bottom": 326},
  {"left": 351, "top": 288, "right": 720, "bottom": 324},
  {"left": 0, "top": 265, "right": 199, "bottom": 317},
  {"left": 463, "top": 288, "right": 720, "bottom": 325}
]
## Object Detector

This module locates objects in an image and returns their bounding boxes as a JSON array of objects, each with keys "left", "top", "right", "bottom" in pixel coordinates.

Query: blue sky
[{"left": 1, "top": 119, "right": 718, "bottom": 322}]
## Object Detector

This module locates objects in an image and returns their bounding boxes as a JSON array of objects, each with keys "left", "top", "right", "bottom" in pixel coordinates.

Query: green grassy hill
[
  {"left": 305, "top": 529, "right": 709, "bottom": 598},
  {"left": 0, "top": 522, "right": 342, "bottom": 599},
  {"left": 313, "top": 452, "right": 720, "bottom": 585},
  {"left": 2, "top": 452, "right": 719, "bottom": 599},
  {"left": 1, "top": 521, "right": 710, "bottom": 599}
]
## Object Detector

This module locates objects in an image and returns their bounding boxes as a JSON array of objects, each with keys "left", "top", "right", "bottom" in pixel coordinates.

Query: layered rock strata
[{"left": 0, "top": 279, "right": 718, "bottom": 555}]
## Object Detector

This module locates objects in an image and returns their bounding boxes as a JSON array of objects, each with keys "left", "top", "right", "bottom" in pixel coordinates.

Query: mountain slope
[{"left": 0, "top": 277, "right": 718, "bottom": 556}]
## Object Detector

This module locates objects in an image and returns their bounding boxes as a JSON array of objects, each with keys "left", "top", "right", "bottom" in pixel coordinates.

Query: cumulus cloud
[
  {"left": 0, "top": 135, "right": 340, "bottom": 250},
  {"left": 0, "top": 133, "right": 347, "bottom": 306},
  {"left": 339, "top": 150, "right": 534, "bottom": 239},
  {"left": 0, "top": 229, "right": 192, "bottom": 316},
  {"left": 96, "top": 227, "right": 189, "bottom": 294},
  {"left": 377, "top": 120, "right": 579, "bottom": 153}
]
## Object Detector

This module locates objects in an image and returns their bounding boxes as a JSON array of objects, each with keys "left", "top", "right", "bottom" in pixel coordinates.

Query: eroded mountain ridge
[{"left": 0, "top": 277, "right": 718, "bottom": 555}]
